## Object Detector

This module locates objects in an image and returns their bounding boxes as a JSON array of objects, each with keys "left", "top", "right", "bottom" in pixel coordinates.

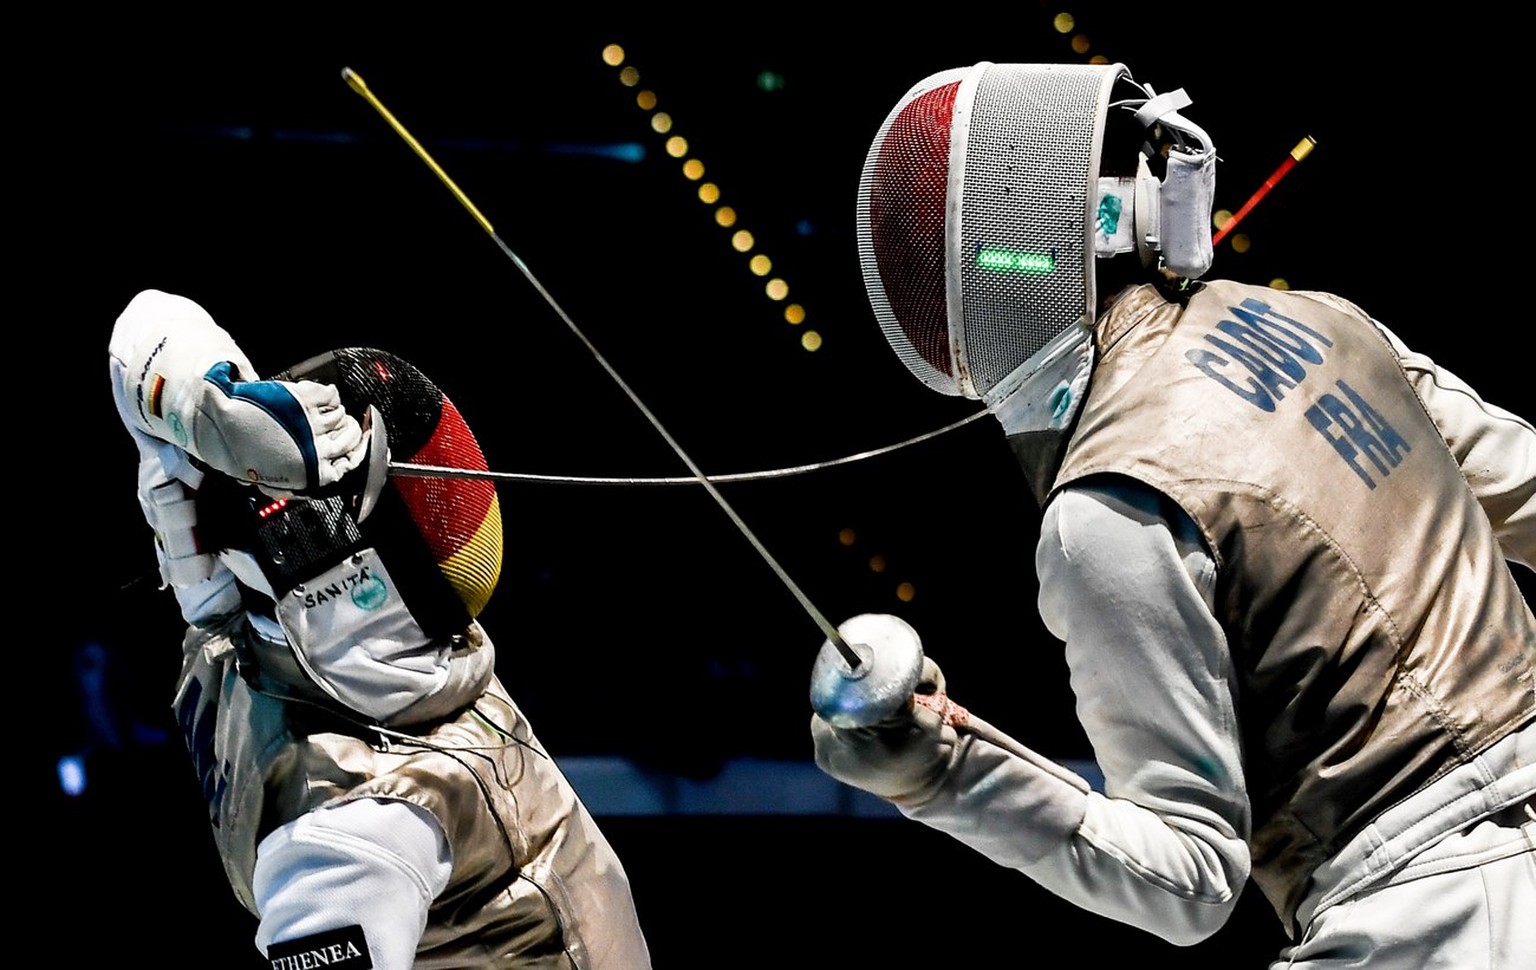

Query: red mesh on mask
[
  {"left": 867, "top": 80, "right": 960, "bottom": 379},
  {"left": 390, "top": 393, "right": 502, "bottom": 618},
  {"left": 281, "top": 348, "right": 503, "bottom": 628}
]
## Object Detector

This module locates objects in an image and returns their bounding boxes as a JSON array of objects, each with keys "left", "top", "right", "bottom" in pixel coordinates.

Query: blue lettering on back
[
  {"left": 1188, "top": 299, "right": 1335, "bottom": 410},
  {"left": 1338, "top": 379, "right": 1411, "bottom": 467},
  {"left": 1305, "top": 380, "right": 1414, "bottom": 489}
]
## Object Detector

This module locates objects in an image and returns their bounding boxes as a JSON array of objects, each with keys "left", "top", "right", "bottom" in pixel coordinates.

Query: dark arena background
[{"left": 32, "top": 6, "right": 1530, "bottom": 967}]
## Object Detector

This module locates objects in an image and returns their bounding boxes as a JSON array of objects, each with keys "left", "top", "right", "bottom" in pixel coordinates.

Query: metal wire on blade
[
  {"left": 342, "top": 66, "right": 861, "bottom": 666},
  {"left": 388, "top": 408, "right": 991, "bottom": 483}
]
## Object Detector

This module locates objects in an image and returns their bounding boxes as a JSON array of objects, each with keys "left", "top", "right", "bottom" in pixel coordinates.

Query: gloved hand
[
  {"left": 811, "top": 654, "right": 959, "bottom": 806},
  {"left": 191, "top": 361, "right": 370, "bottom": 493}
]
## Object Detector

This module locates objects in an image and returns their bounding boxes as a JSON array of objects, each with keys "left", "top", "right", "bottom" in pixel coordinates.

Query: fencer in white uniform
[
  {"left": 111, "top": 289, "right": 651, "bottom": 969},
  {"left": 810, "top": 62, "right": 1534, "bottom": 969}
]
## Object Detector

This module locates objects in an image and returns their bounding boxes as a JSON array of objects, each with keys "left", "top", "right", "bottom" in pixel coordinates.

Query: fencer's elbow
[{"left": 1149, "top": 897, "right": 1239, "bottom": 947}]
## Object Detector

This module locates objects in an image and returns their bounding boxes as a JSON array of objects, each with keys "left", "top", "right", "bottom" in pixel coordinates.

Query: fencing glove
[
  {"left": 189, "top": 361, "right": 370, "bottom": 494},
  {"left": 811, "top": 654, "right": 959, "bottom": 806}
]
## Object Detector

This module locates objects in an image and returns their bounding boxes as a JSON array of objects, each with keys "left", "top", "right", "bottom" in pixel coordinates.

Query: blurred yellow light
[
  {"left": 784, "top": 304, "right": 805, "bottom": 325},
  {"left": 838, "top": 528, "right": 857, "bottom": 546},
  {"left": 732, "top": 230, "right": 754, "bottom": 252},
  {"left": 1269, "top": 277, "right": 1291, "bottom": 290},
  {"left": 698, "top": 183, "right": 721, "bottom": 204},
  {"left": 1088, "top": 55, "right": 1111, "bottom": 65},
  {"left": 750, "top": 254, "right": 772, "bottom": 276},
  {"left": 666, "top": 136, "right": 688, "bottom": 158},
  {"left": 1213, "top": 209, "right": 1234, "bottom": 229},
  {"left": 636, "top": 90, "right": 657, "bottom": 110},
  {"left": 651, "top": 112, "right": 672, "bottom": 134},
  {"left": 766, "top": 278, "right": 788, "bottom": 300},
  {"left": 1053, "top": 13, "right": 1075, "bottom": 32},
  {"left": 801, "top": 330, "right": 822, "bottom": 351},
  {"left": 716, "top": 207, "right": 737, "bottom": 227},
  {"left": 682, "top": 159, "right": 704, "bottom": 180},
  {"left": 602, "top": 44, "right": 625, "bottom": 66},
  {"left": 896, "top": 582, "right": 916, "bottom": 602},
  {"left": 1231, "top": 233, "right": 1252, "bottom": 254},
  {"left": 619, "top": 66, "right": 640, "bottom": 87},
  {"left": 1071, "top": 33, "right": 1091, "bottom": 54},
  {"left": 869, "top": 555, "right": 887, "bottom": 573}
]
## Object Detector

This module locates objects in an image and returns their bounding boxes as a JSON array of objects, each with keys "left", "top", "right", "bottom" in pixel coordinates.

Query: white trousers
[{"left": 1273, "top": 803, "right": 1535, "bottom": 969}]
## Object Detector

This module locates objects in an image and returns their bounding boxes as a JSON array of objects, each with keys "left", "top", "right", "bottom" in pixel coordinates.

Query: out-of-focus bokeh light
[
  {"left": 1054, "top": 12, "right": 1075, "bottom": 32},
  {"left": 1071, "top": 34, "right": 1091, "bottom": 54},
  {"left": 896, "top": 582, "right": 916, "bottom": 603},
  {"left": 1270, "top": 278, "right": 1291, "bottom": 290},
  {"left": 838, "top": 528, "right": 856, "bottom": 546},
  {"left": 58, "top": 755, "right": 86, "bottom": 797},
  {"left": 1088, "top": 55, "right": 1111, "bottom": 65},
  {"left": 1231, "top": 233, "right": 1252, "bottom": 254},
  {"left": 868, "top": 555, "right": 887, "bottom": 573},
  {"left": 606, "top": 41, "right": 821, "bottom": 352},
  {"left": 1213, "top": 209, "right": 1234, "bottom": 230}
]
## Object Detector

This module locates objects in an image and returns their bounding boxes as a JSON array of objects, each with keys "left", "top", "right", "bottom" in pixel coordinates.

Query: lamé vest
[
  {"left": 171, "top": 618, "right": 649, "bottom": 969},
  {"left": 1049, "top": 280, "right": 1535, "bottom": 928}
]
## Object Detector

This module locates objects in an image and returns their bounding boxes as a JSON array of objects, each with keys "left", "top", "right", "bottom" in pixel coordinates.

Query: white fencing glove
[
  {"left": 811, "top": 654, "right": 959, "bottom": 806},
  {"left": 110, "top": 289, "right": 370, "bottom": 494},
  {"left": 193, "top": 361, "right": 370, "bottom": 493}
]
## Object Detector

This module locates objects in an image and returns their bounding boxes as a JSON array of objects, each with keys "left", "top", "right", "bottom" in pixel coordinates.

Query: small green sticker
[
  {"left": 1097, "top": 195, "right": 1123, "bottom": 235},
  {"left": 352, "top": 574, "right": 389, "bottom": 612},
  {"left": 167, "top": 413, "right": 189, "bottom": 447},
  {"left": 1050, "top": 385, "right": 1072, "bottom": 420}
]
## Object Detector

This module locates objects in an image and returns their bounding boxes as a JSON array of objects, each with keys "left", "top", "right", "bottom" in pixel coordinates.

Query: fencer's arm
[
  {"left": 109, "top": 288, "right": 262, "bottom": 447},
  {"left": 108, "top": 292, "right": 244, "bottom": 625},
  {"left": 1378, "top": 322, "right": 1534, "bottom": 570},
  {"left": 108, "top": 288, "right": 368, "bottom": 494},
  {"left": 900, "top": 482, "right": 1251, "bottom": 946},
  {"left": 252, "top": 797, "right": 452, "bottom": 970}
]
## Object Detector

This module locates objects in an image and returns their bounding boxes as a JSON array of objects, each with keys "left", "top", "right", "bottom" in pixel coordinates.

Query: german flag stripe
[
  {"left": 439, "top": 497, "right": 504, "bottom": 617},
  {"left": 393, "top": 396, "right": 497, "bottom": 564},
  {"left": 148, "top": 374, "right": 167, "bottom": 419}
]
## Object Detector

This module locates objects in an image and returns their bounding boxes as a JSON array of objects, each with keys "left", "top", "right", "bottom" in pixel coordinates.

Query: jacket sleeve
[
  {"left": 109, "top": 289, "right": 245, "bottom": 626},
  {"left": 901, "top": 480, "right": 1251, "bottom": 946},
  {"left": 1379, "top": 324, "right": 1534, "bottom": 571}
]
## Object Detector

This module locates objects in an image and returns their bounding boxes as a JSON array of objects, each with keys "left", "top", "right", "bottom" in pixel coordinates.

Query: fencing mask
[
  {"left": 856, "top": 61, "right": 1217, "bottom": 429},
  {"left": 277, "top": 347, "right": 505, "bottom": 636}
]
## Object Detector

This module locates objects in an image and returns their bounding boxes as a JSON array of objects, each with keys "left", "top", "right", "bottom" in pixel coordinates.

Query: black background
[{"left": 29, "top": 5, "right": 1530, "bottom": 966}]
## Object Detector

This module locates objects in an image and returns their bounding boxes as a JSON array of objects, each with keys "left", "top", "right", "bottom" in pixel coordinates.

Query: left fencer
[{"left": 109, "top": 287, "right": 652, "bottom": 969}]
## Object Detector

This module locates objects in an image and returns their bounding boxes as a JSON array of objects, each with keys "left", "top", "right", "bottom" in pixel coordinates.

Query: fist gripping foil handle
[{"left": 809, "top": 614, "right": 925, "bottom": 729}]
